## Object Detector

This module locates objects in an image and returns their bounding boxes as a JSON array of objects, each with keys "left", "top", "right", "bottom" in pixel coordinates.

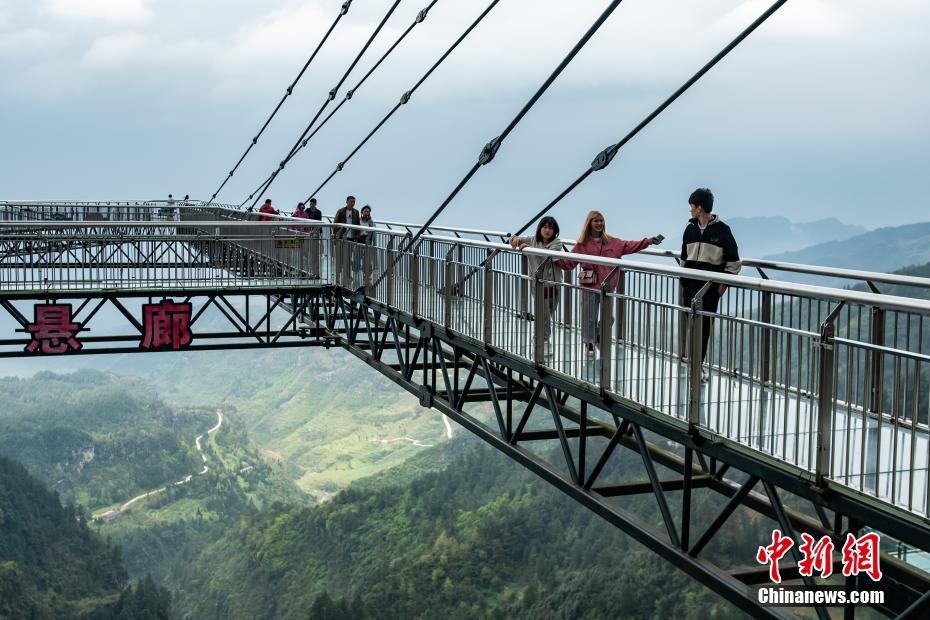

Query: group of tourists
[
  {"left": 256, "top": 196, "right": 376, "bottom": 244},
  {"left": 511, "top": 187, "right": 740, "bottom": 369},
  {"left": 253, "top": 187, "right": 739, "bottom": 371}
]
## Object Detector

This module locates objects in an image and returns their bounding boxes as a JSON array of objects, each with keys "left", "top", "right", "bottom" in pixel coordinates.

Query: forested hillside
[
  {"left": 166, "top": 439, "right": 765, "bottom": 619},
  {"left": 0, "top": 457, "right": 171, "bottom": 618}
]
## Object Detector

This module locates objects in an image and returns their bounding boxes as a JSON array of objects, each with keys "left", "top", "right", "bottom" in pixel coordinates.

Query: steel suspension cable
[
  {"left": 397, "top": 0, "right": 625, "bottom": 254},
  {"left": 365, "top": 0, "right": 625, "bottom": 293},
  {"left": 512, "top": 0, "right": 789, "bottom": 237},
  {"left": 303, "top": 0, "right": 502, "bottom": 205},
  {"left": 260, "top": 0, "right": 442, "bottom": 199},
  {"left": 243, "top": 0, "right": 404, "bottom": 210},
  {"left": 207, "top": 0, "right": 353, "bottom": 205}
]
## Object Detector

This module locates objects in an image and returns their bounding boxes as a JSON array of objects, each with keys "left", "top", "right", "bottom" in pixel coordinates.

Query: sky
[{"left": 1, "top": 0, "right": 928, "bottom": 240}]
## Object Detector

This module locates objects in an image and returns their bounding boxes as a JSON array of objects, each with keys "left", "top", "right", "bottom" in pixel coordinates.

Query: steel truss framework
[{"left": 324, "top": 289, "right": 930, "bottom": 619}]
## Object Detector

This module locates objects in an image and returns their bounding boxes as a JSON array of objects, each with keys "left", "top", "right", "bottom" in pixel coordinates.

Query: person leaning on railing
[
  {"left": 511, "top": 216, "right": 570, "bottom": 357},
  {"left": 257, "top": 198, "right": 280, "bottom": 222},
  {"left": 566, "top": 210, "right": 663, "bottom": 360},
  {"left": 291, "top": 202, "right": 310, "bottom": 233},
  {"left": 679, "top": 187, "right": 741, "bottom": 372}
]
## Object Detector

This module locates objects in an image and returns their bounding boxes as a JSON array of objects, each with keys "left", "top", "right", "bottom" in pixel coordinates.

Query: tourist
[
  {"left": 291, "top": 202, "right": 310, "bottom": 233},
  {"left": 257, "top": 198, "right": 279, "bottom": 222},
  {"left": 568, "top": 210, "right": 662, "bottom": 359},
  {"left": 333, "top": 195, "right": 360, "bottom": 239},
  {"left": 679, "top": 187, "right": 741, "bottom": 376},
  {"left": 510, "top": 216, "right": 568, "bottom": 355}
]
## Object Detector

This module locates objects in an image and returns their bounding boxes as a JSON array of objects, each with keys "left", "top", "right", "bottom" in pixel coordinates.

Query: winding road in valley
[{"left": 98, "top": 410, "right": 224, "bottom": 516}]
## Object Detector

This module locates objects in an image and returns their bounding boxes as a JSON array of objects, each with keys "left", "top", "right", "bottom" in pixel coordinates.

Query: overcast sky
[{"left": 1, "top": 0, "right": 928, "bottom": 240}]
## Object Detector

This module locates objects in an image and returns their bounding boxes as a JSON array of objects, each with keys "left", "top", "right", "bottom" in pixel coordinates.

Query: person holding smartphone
[{"left": 567, "top": 211, "right": 663, "bottom": 359}]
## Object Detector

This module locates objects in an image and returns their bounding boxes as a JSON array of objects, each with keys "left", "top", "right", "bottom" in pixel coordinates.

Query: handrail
[
  {"left": 6, "top": 217, "right": 929, "bottom": 316},
  {"left": 5, "top": 202, "right": 930, "bottom": 295}
]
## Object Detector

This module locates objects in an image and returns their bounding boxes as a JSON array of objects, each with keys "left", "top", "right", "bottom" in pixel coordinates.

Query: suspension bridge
[{"left": 3, "top": 0, "right": 928, "bottom": 617}]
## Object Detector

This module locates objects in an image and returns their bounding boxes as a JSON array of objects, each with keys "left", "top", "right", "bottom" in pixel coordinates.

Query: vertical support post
[
  {"left": 444, "top": 244, "right": 456, "bottom": 330},
  {"left": 483, "top": 249, "right": 493, "bottom": 344},
  {"left": 363, "top": 239, "right": 372, "bottom": 296},
  {"left": 614, "top": 270, "right": 626, "bottom": 342},
  {"left": 385, "top": 236, "right": 395, "bottom": 307},
  {"left": 868, "top": 306, "right": 885, "bottom": 413},
  {"left": 533, "top": 258, "right": 552, "bottom": 365},
  {"left": 519, "top": 254, "right": 529, "bottom": 317},
  {"left": 599, "top": 267, "right": 619, "bottom": 391},
  {"left": 687, "top": 282, "right": 710, "bottom": 429},
  {"left": 410, "top": 240, "right": 420, "bottom": 317},
  {"left": 563, "top": 269, "right": 573, "bottom": 327},
  {"left": 427, "top": 239, "right": 436, "bottom": 287},
  {"left": 681, "top": 447, "right": 693, "bottom": 551},
  {"left": 760, "top": 291, "right": 772, "bottom": 384},
  {"left": 816, "top": 303, "right": 843, "bottom": 485}
]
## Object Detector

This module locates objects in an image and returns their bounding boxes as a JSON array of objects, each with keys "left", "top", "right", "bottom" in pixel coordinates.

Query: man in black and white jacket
[{"left": 679, "top": 187, "right": 741, "bottom": 367}]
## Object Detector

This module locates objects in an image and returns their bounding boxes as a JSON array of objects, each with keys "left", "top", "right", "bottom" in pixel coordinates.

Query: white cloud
[
  {"left": 41, "top": 0, "right": 152, "bottom": 23},
  {"left": 82, "top": 32, "right": 148, "bottom": 67},
  {"left": 713, "top": 0, "right": 853, "bottom": 39},
  {"left": 0, "top": 28, "right": 54, "bottom": 57}
]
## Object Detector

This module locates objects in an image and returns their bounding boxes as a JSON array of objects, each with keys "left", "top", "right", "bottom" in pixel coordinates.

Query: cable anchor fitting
[
  {"left": 399, "top": 90, "right": 412, "bottom": 105},
  {"left": 591, "top": 144, "right": 618, "bottom": 171},
  {"left": 478, "top": 136, "right": 502, "bottom": 165}
]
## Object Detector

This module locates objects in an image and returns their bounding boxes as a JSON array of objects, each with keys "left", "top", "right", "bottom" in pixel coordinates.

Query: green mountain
[
  {"left": 80, "top": 347, "right": 451, "bottom": 500},
  {"left": 727, "top": 216, "right": 866, "bottom": 258},
  {"left": 165, "top": 439, "right": 764, "bottom": 619},
  {"left": 0, "top": 456, "right": 171, "bottom": 619},
  {"left": 762, "top": 221, "right": 930, "bottom": 284}
]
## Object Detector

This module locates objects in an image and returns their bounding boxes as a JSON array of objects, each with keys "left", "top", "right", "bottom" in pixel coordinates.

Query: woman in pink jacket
[{"left": 568, "top": 210, "right": 662, "bottom": 359}]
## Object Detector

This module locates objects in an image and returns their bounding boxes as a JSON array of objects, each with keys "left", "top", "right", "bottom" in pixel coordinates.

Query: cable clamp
[
  {"left": 478, "top": 136, "right": 502, "bottom": 165},
  {"left": 286, "top": 86, "right": 293, "bottom": 95},
  {"left": 591, "top": 144, "right": 618, "bottom": 171},
  {"left": 337, "top": 162, "right": 345, "bottom": 172},
  {"left": 400, "top": 90, "right": 412, "bottom": 105},
  {"left": 341, "top": 1, "right": 352, "bottom": 16},
  {"left": 346, "top": 89, "right": 354, "bottom": 100},
  {"left": 251, "top": 137, "right": 258, "bottom": 145},
  {"left": 328, "top": 88, "right": 337, "bottom": 101},
  {"left": 416, "top": 7, "right": 429, "bottom": 23}
]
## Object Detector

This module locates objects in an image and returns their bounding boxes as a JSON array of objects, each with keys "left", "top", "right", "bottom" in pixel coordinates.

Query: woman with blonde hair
[{"left": 568, "top": 210, "right": 662, "bottom": 359}]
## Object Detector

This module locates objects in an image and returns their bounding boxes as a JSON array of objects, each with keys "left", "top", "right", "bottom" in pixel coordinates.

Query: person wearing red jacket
[
  {"left": 257, "top": 199, "right": 280, "bottom": 222},
  {"left": 567, "top": 210, "right": 662, "bottom": 359}
]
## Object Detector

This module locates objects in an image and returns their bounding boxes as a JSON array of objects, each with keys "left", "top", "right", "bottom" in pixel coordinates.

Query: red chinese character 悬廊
[
  {"left": 140, "top": 300, "right": 193, "bottom": 351},
  {"left": 842, "top": 532, "right": 883, "bottom": 581},
  {"left": 798, "top": 533, "right": 835, "bottom": 579},
  {"left": 25, "top": 303, "right": 82, "bottom": 354},
  {"left": 756, "top": 529, "right": 795, "bottom": 584}
]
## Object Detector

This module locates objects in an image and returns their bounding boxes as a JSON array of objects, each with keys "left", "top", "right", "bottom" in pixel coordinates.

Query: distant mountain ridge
[
  {"left": 762, "top": 221, "right": 930, "bottom": 275},
  {"left": 726, "top": 216, "right": 867, "bottom": 258}
]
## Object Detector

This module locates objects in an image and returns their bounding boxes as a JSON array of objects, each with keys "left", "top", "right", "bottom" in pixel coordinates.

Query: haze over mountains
[{"left": 727, "top": 216, "right": 867, "bottom": 258}]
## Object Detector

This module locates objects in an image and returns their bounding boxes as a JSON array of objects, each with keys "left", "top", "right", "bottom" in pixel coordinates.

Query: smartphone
[{"left": 652, "top": 234, "right": 665, "bottom": 244}]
